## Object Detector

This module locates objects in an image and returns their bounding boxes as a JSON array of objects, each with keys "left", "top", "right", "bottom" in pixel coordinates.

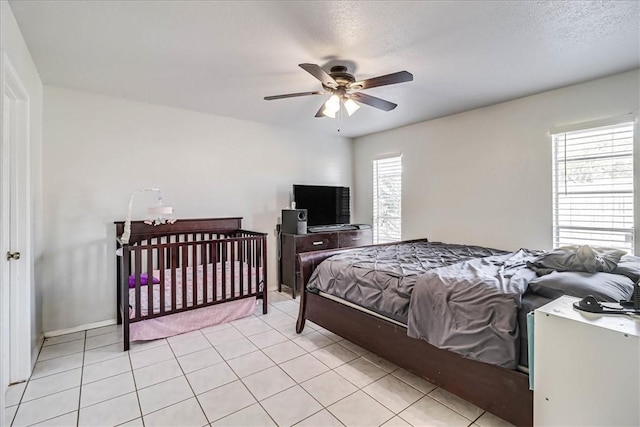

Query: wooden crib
[{"left": 115, "top": 217, "right": 267, "bottom": 351}]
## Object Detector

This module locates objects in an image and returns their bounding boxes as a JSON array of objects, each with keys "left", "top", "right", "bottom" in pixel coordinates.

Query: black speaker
[{"left": 282, "top": 209, "right": 307, "bottom": 234}]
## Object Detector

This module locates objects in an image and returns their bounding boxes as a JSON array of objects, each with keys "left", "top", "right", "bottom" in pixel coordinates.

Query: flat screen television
[{"left": 293, "top": 185, "right": 350, "bottom": 226}]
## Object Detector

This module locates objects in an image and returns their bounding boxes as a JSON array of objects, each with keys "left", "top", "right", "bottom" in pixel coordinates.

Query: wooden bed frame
[
  {"left": 295, "top": 246, "right": 533, "bottom": 427},
  {"left": 115, "top": 217, "right": 267, "bottom": 351}
]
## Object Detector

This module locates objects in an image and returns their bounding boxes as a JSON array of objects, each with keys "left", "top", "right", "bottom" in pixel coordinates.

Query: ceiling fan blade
[
  {"left": 314, "top": 103, "right": 327, "bottom": 118},
  {"left": 299, "top": 63, "right": 338, "bottom": 88},
  {"left": 350, "top": 92, "right": 397, "bottom": 111},
  {"left": 351, "top": 71, "right": 413, "bottom": 90},
  {"left": 264, "top": 91, "right": 325, "bottom": 100}
]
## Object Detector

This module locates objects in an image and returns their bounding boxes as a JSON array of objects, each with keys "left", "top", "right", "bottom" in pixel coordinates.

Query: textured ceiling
[{"left": 9, "top": 0, "right": 640, "bottom": 138}]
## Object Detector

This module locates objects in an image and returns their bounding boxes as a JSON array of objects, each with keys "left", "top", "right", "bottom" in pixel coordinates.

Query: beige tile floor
[{"left": 4, "top": 291, "right": 515, "bottom": 427}]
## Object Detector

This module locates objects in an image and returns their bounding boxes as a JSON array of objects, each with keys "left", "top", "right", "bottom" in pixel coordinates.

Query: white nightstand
[{"left": 533, "top": 295, "right": 640, "bottom": 426}]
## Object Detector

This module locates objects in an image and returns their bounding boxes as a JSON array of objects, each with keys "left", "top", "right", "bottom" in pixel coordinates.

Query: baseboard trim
[{"left": 44, "top": 319, "right": 117, "bottom": 338}]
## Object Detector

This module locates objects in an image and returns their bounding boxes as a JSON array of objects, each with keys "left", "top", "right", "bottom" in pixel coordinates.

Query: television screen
[{"left": 293, "top": 185, "right": 350, "bottom": 226}]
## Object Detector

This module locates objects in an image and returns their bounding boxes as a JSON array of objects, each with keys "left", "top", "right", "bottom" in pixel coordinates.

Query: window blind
[
  {"left": 373, "top": 156, "right": 402, "bottom": 244},
  {"left": 552, "top": 122, "right": 635, "bottom": 254}
]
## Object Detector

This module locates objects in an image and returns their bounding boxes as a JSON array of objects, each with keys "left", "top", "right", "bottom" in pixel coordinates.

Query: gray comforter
[
  {"left": 306, "top": 240, "right": 507, "bottom": 323},
  {"left": 406, "top": 249, "right": 539, "bottom": 369},
  {"left": 306, "top": 241, "right": 540, "bottom": 368}
]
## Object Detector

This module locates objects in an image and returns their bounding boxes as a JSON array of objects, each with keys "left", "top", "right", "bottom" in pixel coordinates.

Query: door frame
[{"left": 0, "top": 50, "right": 33, "bottom": 397}]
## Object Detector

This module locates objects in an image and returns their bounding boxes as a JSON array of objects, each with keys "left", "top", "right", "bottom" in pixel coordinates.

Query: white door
[
  {"left": 0, "top": 89, "right": 11, "bottom": 421},
  {"left": 1, "top": 51, "right": 32, "bottom": 416}
]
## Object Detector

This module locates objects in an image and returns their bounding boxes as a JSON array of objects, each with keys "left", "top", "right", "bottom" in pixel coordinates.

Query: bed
[
  {"left": 115, "top": 217, "right": 267, "bottom": 351},
  {"left": 296, "top": 239, "right": 538, "bottom": 426},
  {"left": 296, "top": 239, "right": 638, "bottom": 426}
]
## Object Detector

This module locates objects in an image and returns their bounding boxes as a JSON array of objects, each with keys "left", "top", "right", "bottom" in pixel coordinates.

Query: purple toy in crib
[{"left": 128, "top": 273, "right": 160, "bottom": 288}]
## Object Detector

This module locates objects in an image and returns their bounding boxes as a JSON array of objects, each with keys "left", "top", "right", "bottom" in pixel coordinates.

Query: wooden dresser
[{"left": 279, "top": 228, "right": 373, "bottom": 298}]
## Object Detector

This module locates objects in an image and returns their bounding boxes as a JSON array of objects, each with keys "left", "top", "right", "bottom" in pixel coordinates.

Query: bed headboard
[{"left": 114, "top": 217, "right": 243, "bottom": 246}]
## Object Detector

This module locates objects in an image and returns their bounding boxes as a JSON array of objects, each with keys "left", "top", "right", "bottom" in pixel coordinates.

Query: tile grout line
[
  {"left": 8, "top": 330, "right": 68, "bottom": 426},
  {"left": 244, "top": 340, "right": 336, "bottom": 426},
  {"left": 11, "top": 336, "right": 85, "bottom": 426},
  {"left": 23, "top": 409, "right": 78, "bottom": 427},
  {"left": 426, "top": 388, "right": 486, "bottom": 423},
  {"left": 349, "top": 371, "right": 425, "bottom": 420},
  {"left": 79, "top": 354, "right": 131, "bottom": 387},
  {"left": 176, "top": 311, "right": 312, "bottom": 425},
  {"left": 77, "top": 328, "right": 420, "bottom": 422},
  {"left": 128, "top": 342, "right": 146, "bottom": 427},
  {"left": 271, "top": 330, "right": 430, "bottom": 425},
  {"left": 30, "top": 337, "right": 124, "bottom": 383},
  {"left": 294, "top": 407, "right": 347, "bottom": 427},
  {"left": 163, "top": 333, "right": 211, "bottom": 425},
  {"left": 229, "top": 373, "right": 279, "bottom": 426},
  {"left": 203, "top": 336, "right": 314, "bottom": 425},
  {"left": 17, "top": 300, "right": 497, "bottom": 427},
  {"left": 75, "top": 330, "right": 87, "bottom": 427},
  {"left": 423, "top": 392, "right": 484, "bottom": 425},
  {"left": 471, "top": 409, "right": 487, "bottom": 425},
  {"left": 396, "top": 411, "right": 416, "bottom": 426},
  {"left": 29, "top": 326, "right": 325, "bottom": 425},
  {"left": 249, "top": 344, "right": 315, "bottom": 424}
]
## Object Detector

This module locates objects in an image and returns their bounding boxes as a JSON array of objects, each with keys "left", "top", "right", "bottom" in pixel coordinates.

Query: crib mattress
[{"left": 129, "top": 261, "right": 261, "bottom": 317}]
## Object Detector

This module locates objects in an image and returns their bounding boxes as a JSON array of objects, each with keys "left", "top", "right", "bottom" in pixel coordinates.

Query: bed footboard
[{"left": 295, "top": 247, "right": 355, "bottom": 333}]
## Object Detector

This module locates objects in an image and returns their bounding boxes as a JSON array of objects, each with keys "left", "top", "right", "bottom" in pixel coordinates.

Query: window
[
  {"left": 373, "top": 156, "right": 402, "bottom": 243},
  {"left": 552, "top": 121, "right": 635, "bottom": 254}
]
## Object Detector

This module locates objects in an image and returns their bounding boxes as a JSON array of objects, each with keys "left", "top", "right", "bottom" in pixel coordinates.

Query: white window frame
[
  {"left": 551, "top": 116, "right": 636, "bottom": 254},
  {"left": 373, "top": 155, "right": 402, "bottom": 244}
]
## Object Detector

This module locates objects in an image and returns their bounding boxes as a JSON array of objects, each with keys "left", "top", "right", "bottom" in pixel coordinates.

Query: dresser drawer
[
  {"left": 295, "top": 233, "right": 339, "bottom": 252},
  {"left": 339, "top": 230, "right": 373, "bottom": 248}
]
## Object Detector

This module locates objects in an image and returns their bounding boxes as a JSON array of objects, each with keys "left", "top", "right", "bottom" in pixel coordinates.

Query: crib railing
[
  {"left": 115, "top": 218, "right": 267, "bottom": 351},
  {"left": 116, "top": 231, "right": 267, "bottom": 353},
  {"left": 119, "top": 230, "right": 267, "bottom": 322}
]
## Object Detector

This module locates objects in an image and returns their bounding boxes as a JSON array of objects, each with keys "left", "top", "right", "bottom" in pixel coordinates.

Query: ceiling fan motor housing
[{"left": 324, "top": 66, "right": 357, "bottom": 91}]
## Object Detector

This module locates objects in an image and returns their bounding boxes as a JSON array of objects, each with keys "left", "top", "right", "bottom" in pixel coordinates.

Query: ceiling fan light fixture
[
  {"left": 322, "top": 107, "right": 337, "bottom": 118},
  {"left": 324, "top": 94, "right": 341, "bottom": 112},
  {"left": 344, "top": 98, "right": 360, "bottom": 116}
]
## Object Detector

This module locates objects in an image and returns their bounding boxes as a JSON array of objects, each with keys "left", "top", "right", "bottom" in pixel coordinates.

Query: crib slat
[
  {"left": 262, "top": 235, "right": 268, "bottom": 313},
  {"left": 159, "top": 246, "right": 166, "bottom": 315},
  {"left": 231, "top": 240, "right": 236, "bottom": 298},
  {"left": 182, "top": 245, "right": 188, "bottom": 309},
  {"left": 202, "top": 243, "right": 208, "bottom": 305},
  {"left": 222, "top": 241, "right": 227, "bottom": 301},
  {"left": 171, "top": 246, "right": 177, "bottom": 311},
  {"left": 166, "top": 238, "right": 171, "bottom": 272},
  {"left": 249, "top": 237, "right": 257, "bottom": 293},
  {"left": 253, "top": 238, "right": 260, "bottom": 292},
  {"left": 135, "top": 247, "right": 142, "bottom": 320},
  {"left": 239, "top": 239, "right": 244, "bottom": 297},
  {"left": 192, "top": 242, "right": 198, "bottom": 307},
  {"left": 261, "top": 236, "right": 267, "bottom": 291},
  {"left": 212, "top": 241, "right": 218, "bottom": 302},
  {"left": 147, "top": 247, "right": 153, "bottom": 316}
]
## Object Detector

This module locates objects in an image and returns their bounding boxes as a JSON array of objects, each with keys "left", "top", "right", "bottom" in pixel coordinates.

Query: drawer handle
[
  {"left": 351, "top": 237, "right": 361, "bottom": 241},
  {"left": 312, "top": 241, "right": 324, "bottom": 246}
]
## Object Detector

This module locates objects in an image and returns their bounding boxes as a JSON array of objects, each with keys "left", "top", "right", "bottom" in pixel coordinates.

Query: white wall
[
  {"left": 1, "top": 0, "right": 44, "bottom": 367},
  {"left": 43, "top": 86, "right": 352, "bottom": 332},
  {"left": 353, "top": 70, "right": 640, "bottom": 253}
]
